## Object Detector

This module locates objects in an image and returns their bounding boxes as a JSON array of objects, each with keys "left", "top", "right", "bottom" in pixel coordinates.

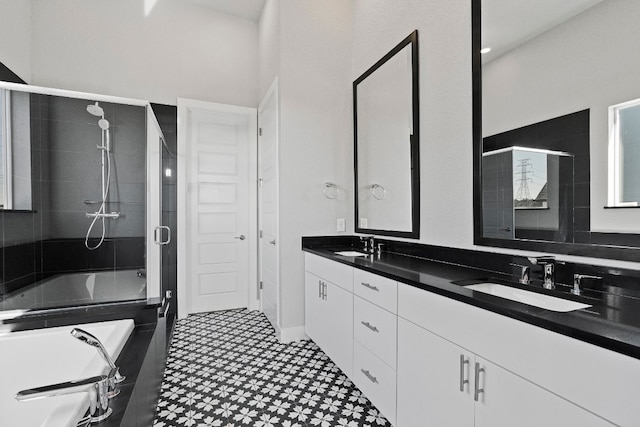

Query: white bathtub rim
[{"left": 2, "top": 319, "right": 134, "bottom": 427}]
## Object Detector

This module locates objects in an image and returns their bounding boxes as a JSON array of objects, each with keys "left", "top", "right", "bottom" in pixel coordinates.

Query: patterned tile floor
[{"left": 153, "top": 309, "right": 392, "bottom": 427}]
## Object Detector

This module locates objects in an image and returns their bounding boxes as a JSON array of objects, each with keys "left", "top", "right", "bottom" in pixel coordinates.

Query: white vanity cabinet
[
  {"left": 397, "top": 318, "right": 613, "bottom": 427},
  {"left": 397, "top": 284, "right": 629, "bottom": 427},
  {"left": 304, "top": 254, "right": 354, "bottom": 376},
  {"left": 304, "top": 252, "right": 638, "bottom": 427}
]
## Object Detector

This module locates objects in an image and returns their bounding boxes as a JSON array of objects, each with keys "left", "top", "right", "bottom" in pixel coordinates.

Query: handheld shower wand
[{"left": 71, "top": 328, "right": 125, "bottom": 398}]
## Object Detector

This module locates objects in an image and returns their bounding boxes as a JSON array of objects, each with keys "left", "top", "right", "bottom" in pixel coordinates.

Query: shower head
[
  {"left": 87, "top": 102, "right": 104, "bottom": 117},
  {"left": 98, "top": 118, "right": 110, "bottom": 130}
]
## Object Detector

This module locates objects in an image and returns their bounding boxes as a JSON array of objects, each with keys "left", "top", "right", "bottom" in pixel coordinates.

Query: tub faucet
[
  {"left": 528, "top": 256, "right": 556, "bottom": 290},
  {"left": 71, "top": 328, "right": 125, "bottom": 398},
  {"left": 15, "top": 371, "right": 114, "bottom": 425}
]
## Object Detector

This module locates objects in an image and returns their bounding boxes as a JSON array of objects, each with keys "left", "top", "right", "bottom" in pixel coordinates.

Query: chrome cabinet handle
[
  {"left": 323, "top": 282, "right": 327, "bottom": 300},
  {"left": 234, "top": 235, "right": 246, "bottom": 240},
  {"left": 361, "top": 282, "right": 379, "bottom": 291},
  {"left": 474, "top": 362, "right": 485, "bottom": 401},
  {"left": 361, "top": 321, "right": 379, "bottom": 333},
  {"left": 318, "top": 280, "right": 322, "bottom": 298},
  {"left": 361, "top": 369, "right": 378, "bottom": 384},
  {"left": 459, "top": 355, "right": 469, "bottom": 392}
]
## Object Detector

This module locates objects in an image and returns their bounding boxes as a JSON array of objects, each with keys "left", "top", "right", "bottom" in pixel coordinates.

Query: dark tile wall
[
  {"left": 483, "top": 110, "right": 590, "bottom": 244},
  {"left": 0, "top": 61, "right": 27, "bottom": 84},
  {"left": 0, "top": 88, "right": 147, "bottom": 305}
]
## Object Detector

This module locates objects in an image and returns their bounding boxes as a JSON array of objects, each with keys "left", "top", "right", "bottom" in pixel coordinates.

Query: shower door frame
[{"left": 0, "top": 81, "right": 163, "bottom": 303}]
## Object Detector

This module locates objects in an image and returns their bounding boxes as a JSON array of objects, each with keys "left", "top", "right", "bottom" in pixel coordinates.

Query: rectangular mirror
[
  {"left": 354, "top": 30, "right": 420, "bottom": 238},
  {"left": 473, "top": 0, "right": 640, "bottom": 260}
]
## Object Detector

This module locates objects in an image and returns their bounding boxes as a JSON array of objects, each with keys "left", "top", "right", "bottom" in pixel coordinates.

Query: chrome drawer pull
[
  {"left": 459, "top": 354, "right": 469, "bottom": 392},
  {"left": 474, "top": 362, "right": 485, "bottom": 401},
  {"left": 361, "top": 282, "right": 379, "bottom": 291},
  {"left": 361, "top": 321, "right": 379, "bottom": 333},
  {"left": 361, "top": 369, "right": 378, "bottom": 384}
]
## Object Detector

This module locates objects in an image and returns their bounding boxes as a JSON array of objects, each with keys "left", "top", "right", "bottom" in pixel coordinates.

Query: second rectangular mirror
[{"left": 354, "top": 30, "right": 420, "bottom": 239}]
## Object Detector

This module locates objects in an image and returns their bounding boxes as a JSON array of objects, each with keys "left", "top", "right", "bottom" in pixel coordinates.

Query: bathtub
[
  {"left": 3, "top": 269, "right": 147, "bottom": 311},
  {"left": 0, "top": 319, "right": 134, "bottom": 427}
]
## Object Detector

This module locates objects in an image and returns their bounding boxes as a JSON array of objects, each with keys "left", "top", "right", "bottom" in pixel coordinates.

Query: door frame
[
  {"left": 177, "top": 98, "right": 259, "bottom": 319},
  {"left": 258, "top": 78, "right": 280, "bottom": 331}
]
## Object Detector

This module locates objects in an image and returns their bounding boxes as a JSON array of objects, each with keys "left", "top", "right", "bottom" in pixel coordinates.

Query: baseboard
[{"left": 278, "top": 325, "right": 307, "bottom": 343}]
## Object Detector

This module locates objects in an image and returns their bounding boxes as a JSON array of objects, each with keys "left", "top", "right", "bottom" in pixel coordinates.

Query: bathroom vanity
[{"left": 303, "top": 237, "right": 640, "bottom": 426}]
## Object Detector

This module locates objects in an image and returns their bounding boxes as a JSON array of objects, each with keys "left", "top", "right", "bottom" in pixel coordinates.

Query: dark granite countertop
[{"left": 303, "top": 242, "right": 640, "bottom": 360}]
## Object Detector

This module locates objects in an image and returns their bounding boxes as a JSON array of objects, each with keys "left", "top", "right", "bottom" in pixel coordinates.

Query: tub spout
[
  {"left": 16, "top": 372, "right": 113, "bottom": 424},
  {"left": 71, "top": 328, "right": 125, "bottom": 397}
]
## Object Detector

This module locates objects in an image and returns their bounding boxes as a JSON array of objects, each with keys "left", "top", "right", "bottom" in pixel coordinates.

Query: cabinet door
[
  {"left": 304, "top": 271, "right": 353, "bottom": 377},
  {"left": 474, "top": 357, "right": 614, "bottom": 427},
  {"left": 322, "top": 280, "right": 353, "bottom": 376},
  {"left": 304, "top": 272, "right": 325, "bottom": 346},
  {"left": 397, "top": 318, "right": 474, "bottom": 427}
]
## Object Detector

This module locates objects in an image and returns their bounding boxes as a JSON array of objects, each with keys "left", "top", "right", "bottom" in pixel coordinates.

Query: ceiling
[
  {"left": 482, "top": 0, "right": 605, "bottom": 63},
  {"left": 176, "top": 0, "right": 266, "bottom": 21}
]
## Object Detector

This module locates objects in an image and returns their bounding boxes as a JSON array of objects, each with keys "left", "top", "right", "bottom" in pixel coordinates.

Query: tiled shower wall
[{"left": 0, "top": 93, "right": 146, "bottom": 296}]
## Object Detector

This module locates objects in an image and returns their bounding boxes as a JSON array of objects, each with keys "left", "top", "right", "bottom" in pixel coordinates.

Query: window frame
[
  {"left": 0, "top": 89, "right": 12, "bottom": 209},
  {"left": 608, "top": 97, "right": 640, "bottom": 207}
]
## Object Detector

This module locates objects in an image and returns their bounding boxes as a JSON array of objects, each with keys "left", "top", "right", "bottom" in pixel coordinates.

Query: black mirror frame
[
  {"left": 354, "top": 30, "right": 420, "bottom": 239},
  {"left": 472, "top": 0, "right": 640, "bottom": 261}
]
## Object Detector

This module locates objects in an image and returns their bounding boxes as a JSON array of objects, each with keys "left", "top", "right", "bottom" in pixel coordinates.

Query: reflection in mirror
[
  {"left": 354, "top": 30, "right": 419, "bottom": 238},
  {"left": 474, "top": 0, "right": 640, "bottom": 259},
  {"left": 483, "top": 146, "right": 574, "bottom": 242}
]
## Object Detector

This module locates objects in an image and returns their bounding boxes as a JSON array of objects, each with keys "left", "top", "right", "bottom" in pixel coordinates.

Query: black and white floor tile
[{"left": 153, "top": 309, "right": 392, "bottom": 427}]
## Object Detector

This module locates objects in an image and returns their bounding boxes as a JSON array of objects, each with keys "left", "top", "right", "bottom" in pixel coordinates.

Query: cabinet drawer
[
  {"left": 305, "top": 253, "right": 353, "bottom": 292},
  {"left": 353, "top": 341, "right": 397, "bottom": 425},
  {"left": 354, "top": 296, "right": 397, "bottom": 368},
  {"left": 353, "top": 269, "right": 397, "bottom": 313}
]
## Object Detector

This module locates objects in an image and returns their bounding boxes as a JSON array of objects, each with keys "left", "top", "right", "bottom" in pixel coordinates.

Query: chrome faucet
[
  {"left": 16, "top": 371, "right": 114, "bottom": 425},
  {"left": 572, "top": 274, "right": 602, "bottom": 296},
  {"left": 528, "top": 256, "right": 556, "bottom": 290},
  {"left": 510, "top": 263, "right": 531, "bottom": 285},
  {"left": 71, "top": 328, "right": 125, "bottom": 398},
  {"left": 360, "top": 236, "right": 375, "bottom": 254}
]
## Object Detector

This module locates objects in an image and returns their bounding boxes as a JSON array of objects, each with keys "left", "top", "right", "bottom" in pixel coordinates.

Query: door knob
[
  {"left": 269, "top": 239, "right": 276, "bottom": 246},
  {"left": 234, "top": 235, "right": 246, "bottom": 240}
]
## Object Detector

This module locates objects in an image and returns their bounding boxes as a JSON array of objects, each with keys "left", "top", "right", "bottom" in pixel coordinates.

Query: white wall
[
  {"left": 352, "top": 0, "right": 474, "bottom": 249},
  {"left": 483, "top": 0, "right": 640, "bottom": 235},
  {"left": 30, "top": 0, "right": 259, "bottom": 106},
  {"left": 0, "top": 0, "right": 31, "bottom": 82},
  {"left": 258, "top": 0, "right": 280, "bottom": 99},
  {"left": 260, "top": 0, "right": 353, "bottom": 330}
]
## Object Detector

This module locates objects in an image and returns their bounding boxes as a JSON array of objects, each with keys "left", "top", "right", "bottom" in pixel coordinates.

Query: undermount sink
[
  {"left": 464, "top": 283, "right": 592, "bottom": 312},
  {"left": 334, "top": 251, "right": 368, "bottom": 257}
]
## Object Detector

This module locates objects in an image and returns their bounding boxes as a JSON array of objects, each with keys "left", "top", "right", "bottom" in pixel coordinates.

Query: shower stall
[{"left": 0, "top": 82, "right": 167, "bottom": 316}]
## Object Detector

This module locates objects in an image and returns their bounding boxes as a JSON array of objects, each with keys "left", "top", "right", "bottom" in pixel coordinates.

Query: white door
[
  {"left": 177, "top": 99, "right": 257, "bottom": 317},
  {"left": 258, "top": 79, "right": 279, "bottom": 330}
]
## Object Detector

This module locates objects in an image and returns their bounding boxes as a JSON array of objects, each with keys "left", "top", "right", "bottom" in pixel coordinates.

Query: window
[
  {"left": 609, "top": 98, "right": 640, "bottom": 207},
  {"left": 0, "top": 89, "right": 11, "bottom": 209}
]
